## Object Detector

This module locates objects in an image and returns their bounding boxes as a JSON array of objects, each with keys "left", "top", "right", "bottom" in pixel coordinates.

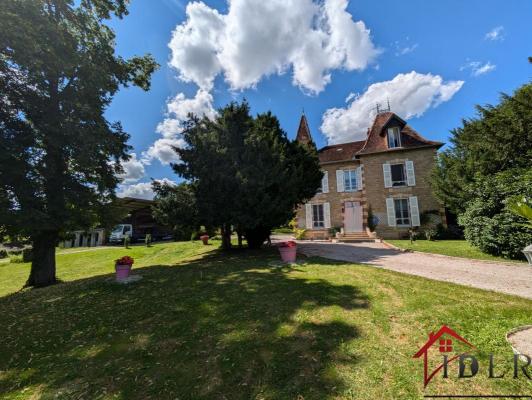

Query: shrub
[
  {"left": 458, "top": 169, "right": 532, "bottom": 260},
  {"left": 328, "top": 227, "right": 341, "bottom": 237},
  {"left": 294, "top": 229, "right": 306, "bottom": 240},
  {"left": 367, "top": 205, "right": 377, "bottom": 232},
  {"left": 436, "top": 223, "right": 464, "bottom": 240},
  {"left": 9, "top": 255, "right": 24, "bottom": 263},
  {"left": 0, "top": 249, "right": 7, "bottom": 259},
  {"left": 424, "top": 228, "right": 438, "bottom": 241}
]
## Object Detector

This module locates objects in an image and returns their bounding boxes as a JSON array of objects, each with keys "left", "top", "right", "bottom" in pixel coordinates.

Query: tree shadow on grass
[{"left": 0, "top": 249, "right": 369, "bottom": 399}]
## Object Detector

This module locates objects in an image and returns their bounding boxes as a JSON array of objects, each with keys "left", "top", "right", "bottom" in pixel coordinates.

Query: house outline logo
[{"left": 413, "top": 325, "right": 476, "bottom": 388}]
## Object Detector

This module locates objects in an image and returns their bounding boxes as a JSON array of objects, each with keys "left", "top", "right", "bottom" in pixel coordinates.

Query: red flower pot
[
  {"left": 200, "top": 235, "right": 209, "bottom": 245},
  {"left": 277, "top": 241, "right": 297, "bottom": 263},
  {"left": 115, "top": 264, "right": 132, "bottom": 281}
]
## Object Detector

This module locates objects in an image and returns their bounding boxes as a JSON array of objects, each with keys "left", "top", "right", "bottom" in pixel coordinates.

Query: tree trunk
[
  {"left": 26, "top": 232, "right": 58, "bottom": 288},
  {"left": 245, "top": 226, "right": 271, "bottom": 249},
  {"left": 221, "top": 224, "right": 232, "bottom": 250}
]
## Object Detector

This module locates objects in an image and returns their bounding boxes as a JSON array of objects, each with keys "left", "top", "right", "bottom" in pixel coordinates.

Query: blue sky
[{"left": 106, "top": 0, "right": 532, "bottom": 199}]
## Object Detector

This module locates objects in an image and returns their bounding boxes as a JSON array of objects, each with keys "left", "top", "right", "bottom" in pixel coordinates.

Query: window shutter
[
  {"left": 324, "top": 202, "right": 331, "bottom": 229},
  {"left": 322, "top": 171, "right": 329, "bottom": 193},
  {"left": 356, "top": 166, "right": 363, "bottom": 191},
  {"left": 405, "top": 160, "right": 416, "bottom": 186},
  {"left": 305, "top": 203, "right": 313, "bottom": 229},
  {"left": 386, "top": 197, "right": 396, "bottom": 227},
  {"left": 383, "top": 163, "right": 392, "bottom": 188},
  {"left": 409, "top": 196, "right": 420, "bottom": 226},
  {"left": 336, "top": 170, "right": 344, "bottom": 192}
]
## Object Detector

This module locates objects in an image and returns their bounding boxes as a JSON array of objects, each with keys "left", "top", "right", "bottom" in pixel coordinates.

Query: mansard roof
[
  {"left": 358, "top": 112, "right": 443, "bottom": 155},
  {"left": 317, "top": 112, "right": 443, "bottom": 163},
  {"left": 318, "top": 141, "right": 366, "bottom": 163}
]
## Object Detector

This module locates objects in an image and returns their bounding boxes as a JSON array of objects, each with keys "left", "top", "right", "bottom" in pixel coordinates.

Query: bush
[
  {"left": 0, "top": 249, "right": 7, "bottom": 259},
  {"left": 458, "top": 169, "right": 532, "bottom": 260},
  {"left": 294, "top": 229, "right": 306, "bottom": 240},
  {"left": 436, "top": 223, "right": 464, "bottom": 240},
  {"left": 9, "top": 255, "right": 24, "bottom": 263},
  {"left": 423, "top": 228, "right": 438, "bottom": 241},
  {"left": 367, "top": 206, "right": 377, "bottom": 232},
  {"left": 328, "top": 227, "right": 340, "bottom": 237}
]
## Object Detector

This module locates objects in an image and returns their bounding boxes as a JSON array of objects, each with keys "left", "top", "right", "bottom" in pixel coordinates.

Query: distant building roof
[{"left": 115, "top": 197, "right": 154, "bottom": 212}]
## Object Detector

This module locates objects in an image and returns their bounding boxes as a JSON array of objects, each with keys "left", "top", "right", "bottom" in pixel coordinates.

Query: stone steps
[{"left": 337, "top": 232, "right": 373, "bottom": 243}]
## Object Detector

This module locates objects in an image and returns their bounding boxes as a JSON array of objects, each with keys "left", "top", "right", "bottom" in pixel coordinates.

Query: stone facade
[{"left": 295, "top": 112, "right": 445, "bottom": 240}]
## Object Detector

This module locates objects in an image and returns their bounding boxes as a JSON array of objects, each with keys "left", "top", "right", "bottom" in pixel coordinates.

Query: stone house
[{"left": 295, "top": 111, "right": 445, "bottom": 240}]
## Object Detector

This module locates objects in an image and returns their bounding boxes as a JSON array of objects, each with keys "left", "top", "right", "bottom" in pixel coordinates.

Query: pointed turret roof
[{"left": 295, "top": 114, "right": 313, "bottom": 145}]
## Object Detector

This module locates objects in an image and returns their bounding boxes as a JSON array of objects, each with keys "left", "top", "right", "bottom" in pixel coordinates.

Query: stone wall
[
  {"left": 360, "top": 147, "right": 444, "bottom": 239},
  {"left": 297, "top": 147, "right": 444, "bottom": 239}
]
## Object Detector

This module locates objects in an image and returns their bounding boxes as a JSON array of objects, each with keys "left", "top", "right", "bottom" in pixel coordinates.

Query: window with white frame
[
  {"left": 343, "top": 169, "right": 358, "bottom": 191},
  {"left": 312, "top": 204, "right": 325, "bottom": 228},
  {"left": 387, "top": 127, "right": 401, "bottom": 148},
  {"left": 394, "top": 198, "right": 410, "bottom": 226},
  {"left": 390, "top": 163, "right": 406, "bottom": 187}
]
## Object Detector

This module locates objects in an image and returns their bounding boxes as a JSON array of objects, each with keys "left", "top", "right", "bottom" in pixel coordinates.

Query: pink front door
[{"left": 344, "top": 202, "right": 363, "bottom": 232}]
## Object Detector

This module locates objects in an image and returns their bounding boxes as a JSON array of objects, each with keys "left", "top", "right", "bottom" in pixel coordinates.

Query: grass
[
  {"left": 0, "top": 242, "right": 531, "bottom": 399},
  {"left": 0, "top": 241, "right": 214, "bottom": 296},
  {"left": 386, "top": 239, "right": 526, "bottom": 263}
]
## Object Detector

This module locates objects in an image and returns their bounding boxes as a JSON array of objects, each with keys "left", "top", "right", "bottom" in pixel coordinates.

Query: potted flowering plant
[
  {"left": 115, "top": 256, "right": 134, "bottom": 281},
  {"left": 200, "top": 234, "right": 209, "bottom": 245},
  {"left": 277, "top": 240, "right": 297, "bottom": 263}
]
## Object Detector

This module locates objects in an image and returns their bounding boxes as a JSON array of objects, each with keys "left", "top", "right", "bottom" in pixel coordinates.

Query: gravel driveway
[{"left": 290, "top": 239, "right": 532, "bottom": 299}]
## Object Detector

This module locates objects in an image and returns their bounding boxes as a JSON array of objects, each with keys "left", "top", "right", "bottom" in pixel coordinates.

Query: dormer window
[{"left": 387, "top": 127, "right": 401, "bottom": 148}]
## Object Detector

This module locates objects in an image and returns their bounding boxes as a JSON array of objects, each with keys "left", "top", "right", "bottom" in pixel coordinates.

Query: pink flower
[
  {"left": 277, "top": 241, "right": 296, "bottom": 248},
  {"left": 115, "top": 256, "right": 134, "bottom": 265}
]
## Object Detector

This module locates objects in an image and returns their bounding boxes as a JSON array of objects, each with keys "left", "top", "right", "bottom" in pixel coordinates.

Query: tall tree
[
  {"left": 432, "top": 83, "right": 532, "bottom": 259},
  {"left": 152, "top": 181, "right": 199, "bottom": 241},
  {"left": 175, "top": 102, "right": 253, "bottom": 249},
  {"left": 432, "top": 83, "right": 532, "bottom": 214},
  {"left": 0, "top": 0, "right": 157, "bottom": 287},
  {"left": 174, "top": 101, "right": 322, "bottom": 249}
]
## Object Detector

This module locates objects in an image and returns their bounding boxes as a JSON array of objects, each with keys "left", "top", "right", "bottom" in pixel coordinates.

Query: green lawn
[
  {"left": 387, "top": 239, "right": 526, "bottom": 263},
  {"left": 0, "top": 242, "right": 530, "bottom": 399}
]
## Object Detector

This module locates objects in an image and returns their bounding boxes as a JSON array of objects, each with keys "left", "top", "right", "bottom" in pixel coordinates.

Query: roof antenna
[
  {"left": 302, "top": 107, "right": 305, "bottom": 115},
  {"left": 387, "top": 98, "right": 391, "bottom": 112}
]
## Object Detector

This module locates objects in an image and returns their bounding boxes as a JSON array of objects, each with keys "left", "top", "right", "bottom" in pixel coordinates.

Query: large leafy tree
[
  {"left": 432, "top": 83, "right": 532, "bottom": 214},
  {"left": 0, "top": 0, "right": 157, "bottom": 287},
  {"left": 174, "top": 101, "right": 322, "bottom": 249},
  {"left": 152, "top": 181, "right": 199, "bottom": 241},
  {"left": 432, "top": 83, "right": 532, "bottom": 259}
]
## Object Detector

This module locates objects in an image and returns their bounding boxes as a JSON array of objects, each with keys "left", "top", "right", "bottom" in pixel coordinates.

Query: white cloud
[
  {"left": 461, "top": 61, "right": 496, "bottom": 77},
  {"left": 485, "top": 26, "right": 504, "bottom": 41},
  {"left": 117, "top": 153, "right": 145, "bottom": 184},
  {"left": 142, "top": 137, "right": 186, "bottom": 165},
  {"left": 118, "top": 179, "right": 177, "bottom": 200},
  {"left": 320, "top": 71, "right": 464, "bottom": 144},
  {"left": 156, "top": 89, "right": 216, "bottom": 138},
  {"left": 168, "top": 0, "right": 379, "bottom": 94},
  {"left": 146, "top": 89, "right": 216, "bottom": 165},
  {"left": 395, "top": 43, "right": 418, "bottom": 56}
]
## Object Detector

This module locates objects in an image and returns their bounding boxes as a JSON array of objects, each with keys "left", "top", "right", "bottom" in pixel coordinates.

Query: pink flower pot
[
  {"left": 115, "top": 264, "right": 132, "bottom": 281},
  {"left": 278, "top": 246, "right": 297, "bottom": 263}
]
